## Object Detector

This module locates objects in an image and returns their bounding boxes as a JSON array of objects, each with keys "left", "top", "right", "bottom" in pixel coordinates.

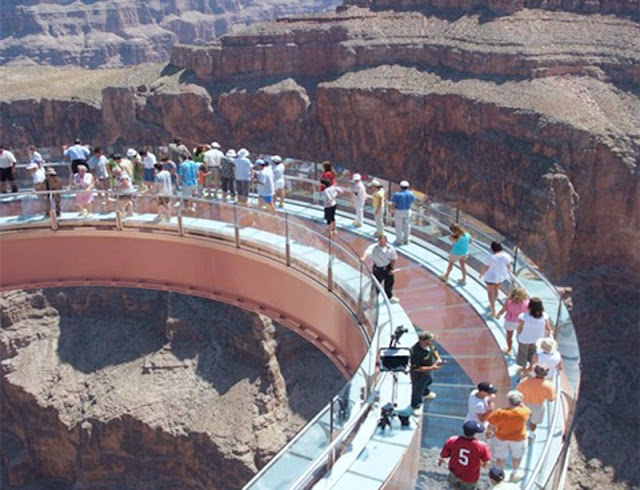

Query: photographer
[{"left": 410, "top": 331, "right": 442, "bottom": 415}]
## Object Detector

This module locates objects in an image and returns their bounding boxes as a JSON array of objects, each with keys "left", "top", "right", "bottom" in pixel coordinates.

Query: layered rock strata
[
  {"left": 0, "top": 0, "right": 341, "bottom": 67},
  {"left": 0, "top": 288, "right": 344, "bottom": 489}
]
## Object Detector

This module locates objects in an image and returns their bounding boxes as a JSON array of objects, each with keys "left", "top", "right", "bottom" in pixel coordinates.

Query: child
[{"left": 496, "top": 287, "right": 529, "bottom": 356}]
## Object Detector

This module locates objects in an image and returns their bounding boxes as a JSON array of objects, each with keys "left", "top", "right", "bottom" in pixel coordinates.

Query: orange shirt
[
  {"left": 517, "top": 377, "right": 556, "bottom": 405},
  {"left": 487, "top": 406, "right": 530, "bottom": 441}
]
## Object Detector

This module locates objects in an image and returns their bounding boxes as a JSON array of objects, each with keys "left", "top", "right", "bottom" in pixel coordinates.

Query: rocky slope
[
  {"left": 0, "top": 0, "right": 341, "bottom": 67},
  {"left": 0, "top": 288, "right": 344, "bottom": 489}
]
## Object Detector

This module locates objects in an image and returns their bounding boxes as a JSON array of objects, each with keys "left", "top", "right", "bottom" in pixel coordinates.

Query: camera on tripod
[
  {"left": 378, "top": 402, "right": 397, "bottom": 431},
  {"left": 379, "top": 325, "right": 411, "bottom": 373}
]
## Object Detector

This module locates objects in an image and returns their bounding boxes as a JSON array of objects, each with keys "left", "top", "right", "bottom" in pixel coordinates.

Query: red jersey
[{"left": 440, "top": 436, "right": 491, "bottom": 483}]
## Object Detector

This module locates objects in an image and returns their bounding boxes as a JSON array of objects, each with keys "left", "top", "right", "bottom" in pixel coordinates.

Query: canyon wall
[
  {"left": 0, "top": 0, "right": 340, "bottom": 67},
  {"left": 0, "top": 287, "right": 344, "bottom": 488}
]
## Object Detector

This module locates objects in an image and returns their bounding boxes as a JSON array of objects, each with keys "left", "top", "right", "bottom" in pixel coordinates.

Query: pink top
[{"left": 505, "top": 299, "right": 529, "bottom": 322}]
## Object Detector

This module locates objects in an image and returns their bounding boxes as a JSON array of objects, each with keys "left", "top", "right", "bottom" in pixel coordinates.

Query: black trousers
[
  {"left": 373, "top": 264, "right": 395, "bottom": 299},
  {"left": 410, "top": 371, "right": 433, "bottom": 408},
  {"left": 71, "top": 159, "right": 87, "bottom": 174}
]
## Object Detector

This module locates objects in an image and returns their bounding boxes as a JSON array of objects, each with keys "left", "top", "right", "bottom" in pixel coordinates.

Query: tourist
[
  {"left": 441, "top": 223, "right": 471, "bottom": 285},
  {"left": 495, "top": 286, "right": 530, "bottom": 356},
  {"left": 62, "top": 139, "right": 90, "bottom": 175},
  {"left": 320, "top": 161, "right": 336, "bottom": 189},
  {"left": 321, "top": 177, "right": 343, "bottom": 236},
  {"left": 112, "top": 166, "right": 135, "bottom": 217},
  {"left": 254, "top": 159, "right": 275, "bottom": 214},
  {"left": 177, "top": 154, "right": 199, "bottom": 213},
  {"left": 480, "top": 241, "right": 511, "bottom": 317},
  {"left": 516, "top": 297, "right": 552, "bottom": 371},
  {"left": 270, "top": 155, "right": 286, "bottom": 208},
  {"left": 234, "top": 148, "right": 252, "bottom": 205},
  {"left": 204, "top": 142, "right": 224, "bottom": 199},
  {"left": 160, "top": 155, "right": 178, "bottom": 194},
  {"left": 487, "top": 466, "right": 520, "bottom": 489},
  {"left": 72, "top": 164, "right": 94, "bottom": 217},
  {"left": 486, "top": 390, "right": 530, "bottom": 482},
  {"left": 153, "top": 162, "right": 173, "bottom": 222},
  {"left": 532, "top": 337, "right": 563, "bottom": 379},
  {"left": 168, "top": 137, "right": 191, "bottom": 163},
  {"left": 88, "top": 147, "right": 110, "bottom": 211},
  {"left": 220, "top": 149, "right": 236, "bottom": 201},
  {"left": 391, "top": 180, "right": 415, "bottom": 245},
  {"left": 369, "top": 179, "right": 385, "bottom": 237},
  {"left": 409, "top": 331, "right": 442, "bottom": 414},
  {"left": 360, "top": 233, "right": 400, "bottom": 303},
  {"left": 350, "top": 173, "right": 367, "bottom": 228},
  {"left": 126, "top": 148, "right": 142, "bottom": 183},
  {"left": 139, "top": 148, "right": 157, "bottom": 189},
  {"left": 44, "top": 167, "right": 62, "bottom": 217},
  {"left": 516, "top": 365, "right": 556, "bottom": 439},
  {"left": 26, "top": 163, "right": 47, "bottom": 215},
  {"left": 112, "top": 154, "right": 132, "bottom": 181},
  {"left": 438, "top": 420, "right": 491, "bottom": 490},
  {"left": 0, "top": 145, "right": 18, "bottom": 194},
  {"left": 197, "top": 162, "right": 211, "bottom": 197},
  {"left": 465, "top": 381, "right": 497, "bottom": 439},
  {"left": 27, "top": 146, "right": 45, "bottom": 166}
]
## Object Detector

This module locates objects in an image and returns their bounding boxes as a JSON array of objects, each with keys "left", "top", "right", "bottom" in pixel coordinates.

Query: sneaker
[
  {"left": 528, "top": 431, "right": 537, "bottom": 440},
  {"left": 510, "top": 470, "right": 524, "bottom": 483},
  {"left": 502, "top": 347, "right": 513, "bottom": 355},
  {"left": 423, "top": 392, "right": 437, "bottom": 400},
  {"left": 412, "top": 407, "right": 422, "bottom": 417},
  {"left": 457, "top": 279, "right": 467, "bottom": 285},
  {"left": 440, "top": 274, "right": 448, "bottom": 282},
  {"left": 403, "top": 240, "right": 409, "bottom": 245},
  {"left": 389, "top": 297, "right": 400, "bottom": 304}
]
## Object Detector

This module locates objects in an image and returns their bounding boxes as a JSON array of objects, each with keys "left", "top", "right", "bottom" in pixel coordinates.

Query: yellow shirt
[{"left": 372, "top": 188, "right": 385, "bottom": 212}]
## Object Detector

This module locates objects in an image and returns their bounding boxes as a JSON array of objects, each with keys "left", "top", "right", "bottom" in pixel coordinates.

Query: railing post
[
  {"left": 455, "top": 207, "right": 460, "bottom": 224},
  {"left": 555, "top": 297, "right": 563, "bottom": 334},
  {"left": 285, "top": 211, "right": 291, "bottom": 266},
  {"left": 513, "top": 245, "right": 519, "bottom": 270},
  {"left": 327, "top": 235, "right": 333, "bottom": 292},
  {"left": 234, "top": 202, "right": 240, "bottom": 248},
  {"left": 357, "top": 261, "right": 364, "bottom": 324},
  {"left": 177, "top": 213, "right": 184, "bottom": 236},
  {"left": 115, "top": 210, "right": 123, "bottom": 231}
]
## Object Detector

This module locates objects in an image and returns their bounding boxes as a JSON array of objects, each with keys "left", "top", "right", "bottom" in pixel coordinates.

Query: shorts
[
  {"left": 96, "top": 178, "right": 110, "bottom": 190},
  {"left": 236, "top": 180, "right": 250, "bottom": 197},
  {"left": 448, "top": 253, "right": 468, "bottom": 263},
  {"left": 446, "top": 472, "right": 478, "bottom": 489},
  {"left": 493, "top": 438, "right": 527, "bottom": 460},
  {"left": 504, "top": 320, "right": 519, "bottom": 331},
  {"left": 0, "top": 167, "right": 15, "bottom": 182},
  {"left": 527, "top": 403, "right": 544, "bottom": 425},
  {"left": 516, "top": 342, "right": 537, "bottom": 367},
  {"left": 144, "top": 167, "right": 155, "bottom": 182},
  {"left": 275, "top": 180, "right": 285, "bottom": 190},
  {"left": 157, "top": 196, "right": 170, "bottom": 206},
  {"left": 260, "top": 195, "right": 273, "bottom": 204},
  {"left": 324, "top": 205, "right": 337, "bottom": 224},
  {"left": 179, "top": 185, "right": 196, "bottom": 198}
]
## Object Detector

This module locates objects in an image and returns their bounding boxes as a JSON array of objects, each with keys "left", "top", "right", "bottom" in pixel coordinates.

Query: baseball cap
[
  {"left": 418, "top": 331, "right": 436, "bottom": 342},
  {"left": 477, "top": 381, "right": 498, "bottom": 394},
  {"left": 254, "top": 159, "right": 266, "bottom": 167},
  {"left": 400, "top": 180, "right": 410, "bottom": 188},
  {"left": 489, "top": 466, "right": 505, "bottom": 481},
  {"left": 369, "top": 179, "right": 382, "bottom": 187},
  {"left": 462, "top": 420, "right": 485, "bottom": 436},
  {"left": 352, "top": 173, "right": 361, "bottom": 181},
  {"left": 211, "top": 141, "right": 221, "bottom": 148},
  {"left": 534, "top": 364, "right": 550, "bottom": 377},
  {"left": 271, "top": 155, "right": 282, "bottom": 163}
]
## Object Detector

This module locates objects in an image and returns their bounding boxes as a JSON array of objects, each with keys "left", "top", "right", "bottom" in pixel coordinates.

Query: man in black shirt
[{"left": 410, "top": 331, "right": 442, "bottom": 415}]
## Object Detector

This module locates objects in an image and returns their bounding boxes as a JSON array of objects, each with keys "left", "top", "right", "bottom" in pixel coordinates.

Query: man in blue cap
[{"left": 438, "top": 420, "right": 491, "bottom": 489}]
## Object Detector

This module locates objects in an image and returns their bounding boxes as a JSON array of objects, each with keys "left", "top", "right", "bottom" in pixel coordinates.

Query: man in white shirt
[
  {"left": 139, "top": 148, "right": 157, "bottom": 188},
  {"left": 465, "top": 381, "right": 497, "bottom": 440},
  {"left": 27, "top": 163, "right": 47, "bottom": 215},
  {"left": 0, "top": 145, "right": 18, "bottom": 193},
  {"left": 203, "top": 142, "right": 224, "bottom": 199},
  {"left": 254, "top": 159, "right": 275, "bottom": 214},
  {"left": 234, "top": 148, "right": 252, "bottom": 204},
  {"left": 350, "top": 173, "right": 367, "bottom": 227},
  {"left": 153, "top": 162, "right": 173, "bottom": 221},
  {"left": 360, "top": 234, "right": 400, "bottom": 303}
]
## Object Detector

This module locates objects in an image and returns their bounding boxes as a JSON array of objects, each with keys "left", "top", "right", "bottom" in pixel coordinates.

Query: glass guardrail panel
[
  {"left": 235, "top": 204, "right": 286, "bottom": 260},
  {"left": 286, "top": 177, "right": 319, "bottom": 205},
  {"left": 0, "top": 192, "right": 37, "bottom": 219},
  {"left": 330, "top": 241, "right": 364, "bottom": 310},
  {"left": 555, "top": 302, "right": 581, "bottom": 395},
  {"left": 245, "top": 405, "right": 333, "bottom": 490},
  {"left": 286, "top": 218, "right": 330, "bottom": 284},
  {"left": 514, "top": 266, "right": 560, "bottom": 315}
]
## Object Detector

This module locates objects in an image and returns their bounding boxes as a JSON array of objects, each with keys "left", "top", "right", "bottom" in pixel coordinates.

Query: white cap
[
  {"left": 211, "top": 142, "right": 221, "bottom": 149},
  {"left": 271, "top": 155, "right": 282, "bottom": 163},
  {"left": 400, "top": 180, "right": 410, "bottom": 188},
  {"left": 352, "top": 173, "right": 361, "bottom": 181},
  {"left": 369, "top": 179, "right": 382, "bottom": 187},
  {"left": 237, "top": 148, "right": 249, "bottom": 158},
  {"left": 126, "top": 148, "right": 138, "bottom": 158}
]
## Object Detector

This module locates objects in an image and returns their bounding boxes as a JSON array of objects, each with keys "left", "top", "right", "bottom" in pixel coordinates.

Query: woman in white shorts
[
  {"left": 271, "top": 155, "right": 286, "bottom": 208},
  {"left": 516, "top": 298, "right": 552, "bottom": 369},
  {"left": 480, "top": 241, "right": 511, "bottom": 317}
]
